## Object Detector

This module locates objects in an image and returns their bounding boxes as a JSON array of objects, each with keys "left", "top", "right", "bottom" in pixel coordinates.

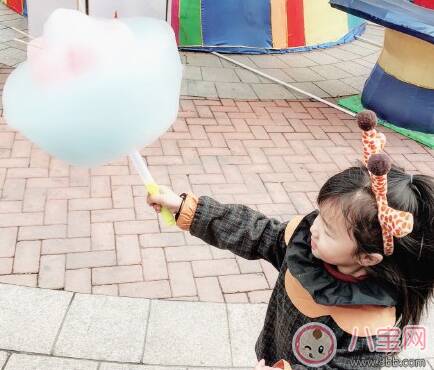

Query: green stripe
[
  {"left": 180, "top": 0, "right": 202, "bottom": 46},
  {"left": 339, "top": 95, "right": 434, "bottom": 149}
]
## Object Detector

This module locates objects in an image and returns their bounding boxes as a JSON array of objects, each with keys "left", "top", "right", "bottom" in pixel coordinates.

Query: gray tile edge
[
  {"left": 140, "top": 297, "right": 153, "bottom": 363},
  {"left": 51, "top": 292, "right": 76, "bottom": 355},
  {"left": 0, "top": 284, "right": 264, "bottom": 365},
  {"left": 0, "top": 282, "right": 431, "bottom": 368},
  {"left": 52, "top": 293, "right": 151, "bottom": 363},
  {"left": 0, "top": 283, "right": 74, "bottom": 354},
  {"left": 224, "top": 303, "right": 235, "bottom": 368},
  {"left": 0, "top": 351, "right": 255, "bottom": 370}
]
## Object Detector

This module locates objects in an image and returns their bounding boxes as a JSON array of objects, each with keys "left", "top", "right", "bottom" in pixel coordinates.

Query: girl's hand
[
  {"left": 255, "top": 359, "right": 274, "bottom": 370},
  {"left": 146, "top": 185, "right": 183, "bottom": 214}
]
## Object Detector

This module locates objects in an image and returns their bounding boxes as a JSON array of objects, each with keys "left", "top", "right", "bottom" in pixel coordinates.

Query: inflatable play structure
[
  {"left": 7, "top": 0, "right": 168, "bottom": 37},
  {"left": 4, "top": 0, "right": 432, "bottom": 53},
  {"left": 171, "top": 0, "right": 366, "bottom": 53},
  {"left": 2, "top": 0, "right": 27, "bottom": 15},
  {"left": 411, "top": 0, "right": 434, "bottom": 9},
  {"left": 331, "top": 0, "right": 434, "bottom": 134},
  {"left": 5, "top": 0, "right": 366, "bottom": 52}
]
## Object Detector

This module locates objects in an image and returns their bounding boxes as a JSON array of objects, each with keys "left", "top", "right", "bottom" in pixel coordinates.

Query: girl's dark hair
[{"left": 318, "top": 163, "right": 434, "bottom": 329}]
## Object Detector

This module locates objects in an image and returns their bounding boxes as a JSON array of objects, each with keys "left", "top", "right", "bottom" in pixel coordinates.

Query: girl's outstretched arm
[{"left": 147, "top": 187, "right": 289, "bottom": 269}]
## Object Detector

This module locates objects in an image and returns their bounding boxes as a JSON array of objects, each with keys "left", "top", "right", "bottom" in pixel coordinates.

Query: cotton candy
[{"left": 2, "top": 9, "right": 182, "bottom": 167}]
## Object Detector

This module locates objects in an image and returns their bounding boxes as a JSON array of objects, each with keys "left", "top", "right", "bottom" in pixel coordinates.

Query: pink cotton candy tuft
[{"left": 29, "top": 44, "right": 97, "bottom": 85}]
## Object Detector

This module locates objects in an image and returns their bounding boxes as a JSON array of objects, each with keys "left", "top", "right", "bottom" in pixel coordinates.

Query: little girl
[{"left": 147, "top": 111, "right": 434, "bottom": 369}]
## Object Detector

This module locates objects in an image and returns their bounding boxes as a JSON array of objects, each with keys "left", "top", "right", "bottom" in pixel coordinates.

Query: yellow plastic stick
[
  {"left": 145, "top": 182, "right": 176, "bottom": 226},
  {"left": 130, "top": 150, "right": 176, "bottom": 226}
]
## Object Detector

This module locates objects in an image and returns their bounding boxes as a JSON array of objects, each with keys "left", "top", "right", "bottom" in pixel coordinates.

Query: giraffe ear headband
[{"left": 357, "top": 110, "right": 414, "bottom": 256}]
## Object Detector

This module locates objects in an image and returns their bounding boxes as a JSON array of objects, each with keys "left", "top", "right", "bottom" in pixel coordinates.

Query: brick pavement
[{"left": 1, "top": 89, "right": 434, "bottom": 302}]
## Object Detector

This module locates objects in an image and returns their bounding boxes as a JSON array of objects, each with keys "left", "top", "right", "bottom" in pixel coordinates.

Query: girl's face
[{"left": 309, "top": 203, "right": 359, "bottom": 267}]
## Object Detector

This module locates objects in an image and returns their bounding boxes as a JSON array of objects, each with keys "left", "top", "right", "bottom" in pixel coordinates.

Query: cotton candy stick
[{"left": 129, "top": 150, "right": 176, "bottom": 226}]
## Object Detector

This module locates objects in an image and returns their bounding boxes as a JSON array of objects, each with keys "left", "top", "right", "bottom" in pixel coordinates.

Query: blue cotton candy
[{"left": 2, "top": 9, "right": 182, "bottom": 167}]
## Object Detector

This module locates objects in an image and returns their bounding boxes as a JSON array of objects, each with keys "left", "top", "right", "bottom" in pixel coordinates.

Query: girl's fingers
[
  {"left": 146, "top": 195, "right": 156, "bottom": 206},
  {"left": 255, "top": 359, "right": 266, "bottom": 370},
  {"left": 147, "top": 193, "right": 164, "bottom": 205}
]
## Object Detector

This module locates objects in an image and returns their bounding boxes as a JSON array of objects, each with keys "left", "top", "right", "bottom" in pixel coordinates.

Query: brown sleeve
[{"left": 176, "top": 193, "right": 199, "bottom": 231}]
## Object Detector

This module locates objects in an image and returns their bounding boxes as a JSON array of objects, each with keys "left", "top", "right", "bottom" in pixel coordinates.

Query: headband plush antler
[{"left": 357, "top": 111, "right": 414, "bottom": 256}]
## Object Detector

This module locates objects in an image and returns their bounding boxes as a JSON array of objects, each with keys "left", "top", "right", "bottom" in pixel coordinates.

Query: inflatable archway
[{"left": 171, "top": 0, "right": 366, "bottom": 54}]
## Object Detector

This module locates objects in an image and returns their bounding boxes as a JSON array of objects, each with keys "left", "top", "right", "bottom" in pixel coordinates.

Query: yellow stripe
[
  {"left": 271, "top": 0, "right": 288, "bottom": 49},
  {"left": 378, "top": 28, "right": 434, "bottom": 90},
  {"left": 303, "top": 0, "right": 348, "bottom": 46}
]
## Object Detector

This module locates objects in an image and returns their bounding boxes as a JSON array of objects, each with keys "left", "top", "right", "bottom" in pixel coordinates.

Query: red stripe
[
  {"left": 171, "top": 0, "right": 180, "bottom": 44},
  {"left": 6, "top": 0, "right": 23, "bottom": 14},
  {"left": 323, "top": 263, "right": 368, "bottom": 283},
  {"left": 286, "top": 0, "right": 305, "bottom": 47},
  {"left": 414, "top": 0, "right": 434, "bottom": 9}
]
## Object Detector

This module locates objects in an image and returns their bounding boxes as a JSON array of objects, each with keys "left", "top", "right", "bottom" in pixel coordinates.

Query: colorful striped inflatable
[
  {"left": 331, "top": 0, "right": 434, "bottom": 134},
  {"left": 170, "top": 0, "right": 366, "bottom": 54},
  {"left": 2, "top": 0, "right": 27, "bottom": 15},
  {"left": 413, "top": 0, "right": 434, "bottom": 10}
]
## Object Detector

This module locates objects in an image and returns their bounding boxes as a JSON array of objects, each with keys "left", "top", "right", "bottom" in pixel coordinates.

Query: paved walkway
[
  {"left": 179, "top": 24, "right": 383, "bottom": 100},
  {"left": 0, "top": 283, "right": 262, "bottom": 369},
  {"left": 1, "top": 98, "right": 434, "bottom": 303},
  {"left": 0, "top": 283, "right": 432, "bottom": 369}
]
